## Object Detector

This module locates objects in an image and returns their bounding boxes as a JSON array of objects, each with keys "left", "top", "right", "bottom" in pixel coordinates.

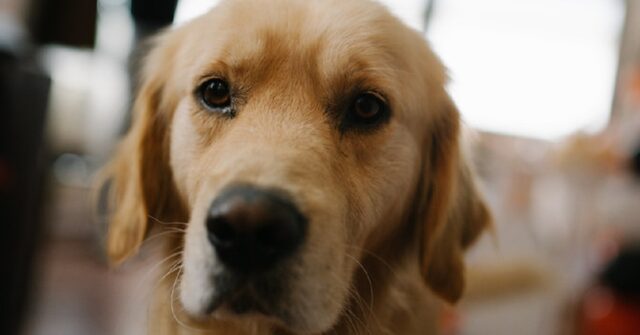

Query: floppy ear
[
  {"left": 101, "top": 34, "right": 182, "bottom": 265},
  {"left": 417, "top": 96, "right": 491, "bottom": 303}
]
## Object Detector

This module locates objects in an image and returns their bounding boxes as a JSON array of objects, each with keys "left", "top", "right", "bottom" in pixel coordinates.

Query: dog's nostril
[
  {"left": 257, "top": 224, "right": 284, "bottom": 247},
  {"left": 205, "top": 185, "right": 307, "bottom": 273},
  {"left": 255, "top": 221, "right": 297, "bottom": 255},
  {"left": 206, "top": 216, "right": 236, "bottom": 248}
]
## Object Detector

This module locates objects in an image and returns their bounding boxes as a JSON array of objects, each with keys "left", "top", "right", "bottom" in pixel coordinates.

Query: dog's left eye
[
  {"left": 198, "top": 78, "right": 232, "bottom": 110},
  {"left": 344, "top": 92, "right": 389, "bottom": 129}
]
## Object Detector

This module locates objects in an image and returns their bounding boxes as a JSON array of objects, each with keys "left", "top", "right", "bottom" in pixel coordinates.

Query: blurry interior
[{"left": 2, "top": 0, "right": 640, "bottom": 334}]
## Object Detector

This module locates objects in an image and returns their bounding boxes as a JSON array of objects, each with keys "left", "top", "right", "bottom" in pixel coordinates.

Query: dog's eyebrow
[
  {"left": 194, "top": 62, "right": 231, "bottom": 85},
  {"left": 325, "top": 64, "right": 396, "bottom": 107}
]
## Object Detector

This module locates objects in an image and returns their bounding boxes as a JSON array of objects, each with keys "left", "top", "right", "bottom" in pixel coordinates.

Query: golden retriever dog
[{"left": 103, "top": 0, "right": 491, "bottom": 334}]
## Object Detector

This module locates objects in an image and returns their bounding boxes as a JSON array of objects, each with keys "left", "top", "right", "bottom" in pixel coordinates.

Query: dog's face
[{"left": 104, "top": 0, "right": 490, "bottom": 333}]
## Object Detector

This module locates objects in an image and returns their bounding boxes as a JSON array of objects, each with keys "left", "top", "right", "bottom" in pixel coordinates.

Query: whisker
[
  {"left": 344, "top": 244, "right": 402, "bottom": 282},
  {"left": 343, "top": 309, "right": 358, "bottom": 335},
  {"left": 136, "top": 249, "right": 184, "bottom": 291},
  {"left": 169, "top": 268, "right": 210, "bottom": 333},
  {"left": 138, "top": 230, "right": 186, "bottom": 250},
  {"left": 341, "top": 247, "right": 393, "bottom": 334},
  {"left": 155, "top": 258, "right": 184, "bottom": 289},
  {"left": 145, "top": 260, "right": 184, "bottom": 331},
  {"left": 148, "top": 215, "right": 188, "bottom": 227},
  {"left": 345, "top": 253, "right": 375, "bottom": 308},
  {"left": 346, "top": 256, "right": 382, "bottom": 334},
  {"left": 155, "top": 227, "right": 187, "bottom": 234},
  {"left": 325, "top": 270, "right": 370, "bottom": 335}
]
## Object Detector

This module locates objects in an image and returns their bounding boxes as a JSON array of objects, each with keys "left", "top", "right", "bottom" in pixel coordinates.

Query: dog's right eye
[{"left": 198, "top": 78, "right": 232, "bottom": 111}]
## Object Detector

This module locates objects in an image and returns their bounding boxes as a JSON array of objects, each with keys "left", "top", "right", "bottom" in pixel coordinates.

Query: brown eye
[
  {"left": 199, "top": 78, "right": 231, "bottom": 110},
  {"left": 354, "top": 93, "right": 383, "bottom": 118},
  {"left": 345, "top": 92, "right": 389, "bottom": 128}
]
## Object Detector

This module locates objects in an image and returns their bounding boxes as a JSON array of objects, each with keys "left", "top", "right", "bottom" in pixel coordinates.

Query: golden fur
[{"left": 102, "top": 0, "right": 491, "bottom": 334}]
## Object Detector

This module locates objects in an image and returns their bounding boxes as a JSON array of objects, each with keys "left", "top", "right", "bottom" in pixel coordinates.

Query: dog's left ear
[
  {"left": 417, "top": 95, "right": 492, "bottom": 303},
  {"left": 100, "top": 32, "right": 183, "bottom": 265}
]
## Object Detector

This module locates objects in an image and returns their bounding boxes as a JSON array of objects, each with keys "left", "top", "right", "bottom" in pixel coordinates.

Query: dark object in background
[
  {"left": 131, "top": 0, "right": 178, "bottom": 27},
  {"left": 121, "top": 0, "right": 179, "bottom": 134},
  {"left": 128, "top": 0, "right": 179, "bottom": 82},
  {"left": 28, "top": 0, "right": 97, "bottom": 48},
  {"left": 0, "top": 56, "right": 50, "bottom": 335},
  {"left": 577, "top": 244, "right": 640, "bottom": 335},
  {"left": 630, "top": 146, "right": 640, "bottom": 177},
  {"left": 600, "top": 244, "right": 640, "bottom": 298}
]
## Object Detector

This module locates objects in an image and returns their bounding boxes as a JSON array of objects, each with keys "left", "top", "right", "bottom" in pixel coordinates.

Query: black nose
[{"left": 206, "top": 185, "right": 307, "bottom": 273}]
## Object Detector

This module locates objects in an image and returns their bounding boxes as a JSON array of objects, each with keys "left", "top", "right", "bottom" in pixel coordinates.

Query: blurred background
[{"left": 2, "top": 0, "right": 640, "bottom": 334}]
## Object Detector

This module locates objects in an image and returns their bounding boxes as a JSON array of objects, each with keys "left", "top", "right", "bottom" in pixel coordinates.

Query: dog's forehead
[{"left": 184, "top": 0, "right": 414, "bottom": 83}]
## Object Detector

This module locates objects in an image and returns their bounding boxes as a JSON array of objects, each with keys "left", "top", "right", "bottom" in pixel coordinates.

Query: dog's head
[{"left": 103, "top": 0, "right": 490, "bottom": 332}]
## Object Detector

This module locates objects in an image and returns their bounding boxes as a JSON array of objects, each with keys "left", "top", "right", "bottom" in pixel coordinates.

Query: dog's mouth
[
  {"left": 204, "top": 270, "right": 288, "bottom": 321},
  {"left": 208, "top": 287, "right": 270, "bottom": 316}
]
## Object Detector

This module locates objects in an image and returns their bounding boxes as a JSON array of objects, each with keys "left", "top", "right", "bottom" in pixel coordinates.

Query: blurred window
[
  {"left": 174, "top": 0, "right": 219, "bottom": 25},
  {"left": 427, "top": 0, "right": 624, "bottom": 140},
  {"left": 174, "top": 0, "right": 426, "bottom": 27}
]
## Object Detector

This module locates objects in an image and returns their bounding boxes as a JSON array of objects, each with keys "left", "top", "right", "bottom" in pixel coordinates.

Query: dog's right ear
[{"left": 100, "top": 32, "right": 181, "bottom": 265}]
